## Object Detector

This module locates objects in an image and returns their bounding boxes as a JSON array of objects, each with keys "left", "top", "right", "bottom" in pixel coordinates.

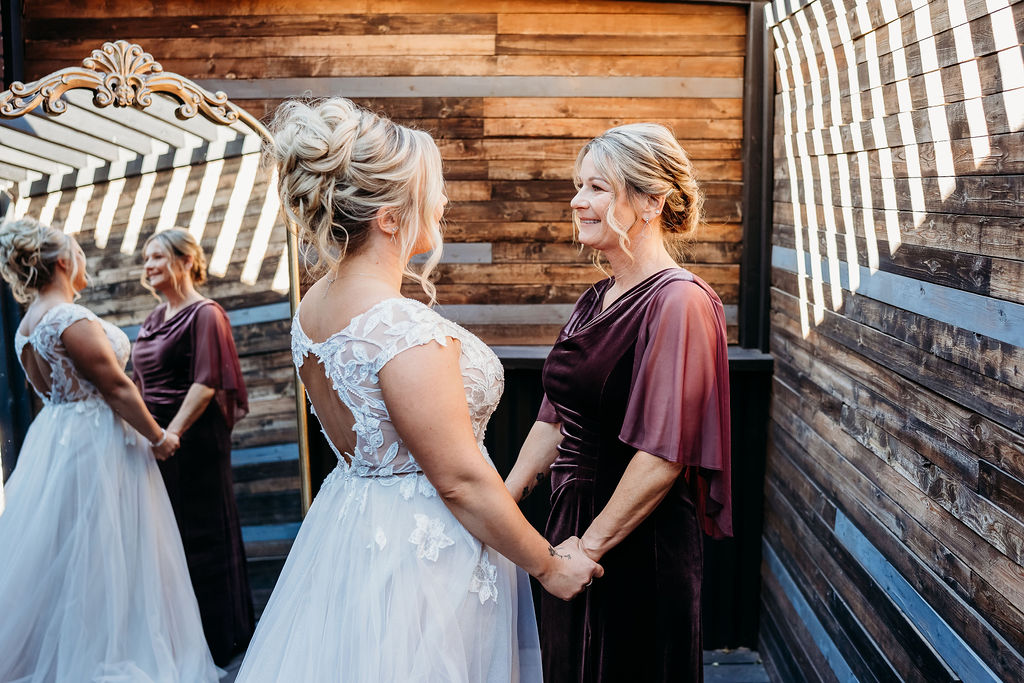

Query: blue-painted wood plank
[
  {"left": 763, "top": 540, "right": 858, "bottom": 682},
  {"left": 241, "top": 522, "right": 301, "bottom": 544},
  {"left": 772, "top": 246, "right": 1024, "bottom": 348},
  {"left": 833, "top": 511, "right": 1001, "bottom": 682},
  {"left": 199, "top": 76, "right": 744, "bottom": 100},
  {"left": 232, "top": 443, "right": 299, "bottom": 467}
]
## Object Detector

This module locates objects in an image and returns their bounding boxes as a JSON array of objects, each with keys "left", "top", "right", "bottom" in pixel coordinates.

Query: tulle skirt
[
  {"left": 235, "top": 463, "right": 543, "bottom": 682},
  {"left": 0, "top": 398, "right": 220, "bottom": 683}
]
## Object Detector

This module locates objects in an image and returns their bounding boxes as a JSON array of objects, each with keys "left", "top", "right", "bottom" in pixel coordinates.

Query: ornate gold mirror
[{"left": 0, "top": 41, "right": 312, "bottom": 514}]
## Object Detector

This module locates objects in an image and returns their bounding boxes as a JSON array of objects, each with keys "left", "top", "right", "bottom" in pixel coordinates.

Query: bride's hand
[
  {"left": 152, "top": 431, "right": 180, "bottom": 461},
  {"left": 537, "top": 535, "right": 604, "bottom": 601}
]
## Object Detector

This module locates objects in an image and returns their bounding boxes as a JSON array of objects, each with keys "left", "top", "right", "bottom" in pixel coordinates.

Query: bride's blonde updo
[
  {"left": 575, "top": 122, "right": 704, "bottom": 260},
  {"left": 0, "top": 217, "right": 77, "bottom": 303},
  {"left": 265, "top": 97, "right": 445, "bottom": 300}
]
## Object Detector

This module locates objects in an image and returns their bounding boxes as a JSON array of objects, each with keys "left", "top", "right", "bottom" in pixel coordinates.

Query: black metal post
[
  {"left": 0, "top": 0, "right": 32, "bottom": 478},
  {"left": 738, "top": 1, "right": 775, "bottom": 352},
  {"left": 1, "top": 0, "right": 24, "bottom": 90}
]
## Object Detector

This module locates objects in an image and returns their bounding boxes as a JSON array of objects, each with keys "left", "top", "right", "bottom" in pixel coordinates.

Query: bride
[
  {"left": 0, "top": 218, "right": 219, "bottom": 683},
  {"left": 235, "top": 98, "right": 602, "bottom": 682}
]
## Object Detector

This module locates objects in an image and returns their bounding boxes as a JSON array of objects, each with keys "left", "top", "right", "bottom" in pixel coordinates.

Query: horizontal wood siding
[
  {"left": 763, "top": 0, "right": 1024, "bottom": 680},
  {"left": 22, "top": 0, "right": 748, "bottom": 345}
]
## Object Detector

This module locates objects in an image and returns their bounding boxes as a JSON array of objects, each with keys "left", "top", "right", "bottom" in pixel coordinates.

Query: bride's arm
[
  {"left": 505, "top": 421, "right": 561, "bottom": 503},
  {"left": 380, "top": 340, "right": 602, "bottom": 600},
  {"left": 61, "top": 319, "right": 180, "bottom": 459}
]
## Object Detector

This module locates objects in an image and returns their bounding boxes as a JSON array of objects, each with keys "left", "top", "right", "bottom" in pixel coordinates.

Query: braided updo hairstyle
[
  {"left": 0, "top": 217, "right": 78, "bottom": 303},
  {"left": 574, "top": 122, "right": 704, "bottom": 262},
  {"left": 265, "top": 97, "right": 445, "bottom": 301}
]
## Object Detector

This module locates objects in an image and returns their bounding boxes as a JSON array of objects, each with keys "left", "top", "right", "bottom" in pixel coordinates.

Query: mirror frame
[{"left": 0, "top": 40, "right": 313, "bottom": 513}]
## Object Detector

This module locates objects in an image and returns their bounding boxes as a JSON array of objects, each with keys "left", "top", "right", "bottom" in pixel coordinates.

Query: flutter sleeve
[
  {"left": 191, "top": 302, "right": 249, "bottom": 429},
  {"left": 619, "top": 280, "right": 732, "bottom": 539},
  {"left": 536, "top": 394, "right": 559, "bottom": 423}
]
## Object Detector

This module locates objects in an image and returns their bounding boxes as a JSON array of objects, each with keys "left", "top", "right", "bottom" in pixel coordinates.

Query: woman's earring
[
  {"left": 641, "top": 215, "right": 651, "bottom": 239},
  {"left": 390, "top": 229, "right": 398, "bottom": 245}
]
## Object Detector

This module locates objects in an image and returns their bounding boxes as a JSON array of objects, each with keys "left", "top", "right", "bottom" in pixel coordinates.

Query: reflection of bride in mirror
[{"left": 0, "top": 217, "right": 219, "bottom": 682}]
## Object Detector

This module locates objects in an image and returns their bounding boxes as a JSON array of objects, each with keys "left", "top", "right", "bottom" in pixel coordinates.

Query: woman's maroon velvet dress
[
  {"left": 133, "top": 300, "right": 254, "bottom": 666},
  {"left": 537, "top": 268, "right": 732, "bottom": 683}
]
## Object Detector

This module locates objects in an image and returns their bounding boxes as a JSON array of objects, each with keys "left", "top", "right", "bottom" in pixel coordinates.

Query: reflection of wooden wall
[
  {"left": 764, "top": 0, "right": 1024, "bottom": 680},
  {"left": 11, "top": 151, "right": 300, "bottom": 614},
  {"left": 24, "top": 0, "right": 748, "bottom": 344}
]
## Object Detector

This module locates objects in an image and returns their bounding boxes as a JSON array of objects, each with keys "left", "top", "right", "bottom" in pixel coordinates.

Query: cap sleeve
[
  {"left": 52, "top": 303, "right": 98, "bottom": 337},
  {"left": 619, "top": 280, "right": 732, "bottom": 538},
  {"left": 363, "top": 299, "right": 455, "bottom": 372},
  {"left": 191, "top": 302, "right": 249, "bottom": 429}
]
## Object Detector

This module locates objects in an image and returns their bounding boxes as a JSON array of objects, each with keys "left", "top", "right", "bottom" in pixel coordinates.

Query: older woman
[
  {"left": 505, "top": 123, "right": 732, "bottom": 682},
  {"left": 132, "top": 228, "right": 254, "bottom": 666}
]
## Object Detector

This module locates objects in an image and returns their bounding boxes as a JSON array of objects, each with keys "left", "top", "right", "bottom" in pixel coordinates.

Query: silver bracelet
[{"left": 151, "top": 429, "right": 167, "bottom": 448}]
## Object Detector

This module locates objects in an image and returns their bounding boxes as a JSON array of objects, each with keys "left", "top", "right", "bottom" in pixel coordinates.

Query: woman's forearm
[
  {"left": 166, "top": 382, "right": 216, "bottom": 436},
  {"left": 104, "top": 380, "right": 166, "bottom": 445},
  {"left": 434, "top": 457, "right": 559, "bottom": 579},
  {"left": 580, "top": 450, "right": 684, "bottom": 561},
  {"left": 505, "top": 420, "right": 563, "bottom": 503}
]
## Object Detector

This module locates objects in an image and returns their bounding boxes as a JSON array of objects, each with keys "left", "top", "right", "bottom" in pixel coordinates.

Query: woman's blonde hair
[
  {"left": 265, "top": 97, "right": 444, "bottom": 301},
  {"left": 574, "top": 122, "right": 704, "bottom": 263},
  {"left": 0, "top": 217, "right": 80, "bottom": 303},
  {"left": 141, "top": 228, "right": 208, "bottom": 299}
]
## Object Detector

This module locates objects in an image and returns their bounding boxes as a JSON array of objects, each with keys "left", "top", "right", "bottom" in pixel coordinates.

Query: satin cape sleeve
[
  {"left": 192, "top": 302, "right": 249, "bottom": 430},
  {"left": 619, "top": 280, "right": 732, "bottom": 538}
]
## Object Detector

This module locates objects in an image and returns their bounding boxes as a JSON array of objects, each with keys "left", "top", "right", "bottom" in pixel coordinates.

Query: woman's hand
[
  {"left": 152, "top": 430, "right": 180, "bottom": 461},
  {"left": 536, "top": 535, "right": 604, "bottom": 601}
]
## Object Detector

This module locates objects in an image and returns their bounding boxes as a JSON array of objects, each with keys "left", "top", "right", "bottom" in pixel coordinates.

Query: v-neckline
[{"left": 577, "top": 267, "right": 682, "bottom": 334}]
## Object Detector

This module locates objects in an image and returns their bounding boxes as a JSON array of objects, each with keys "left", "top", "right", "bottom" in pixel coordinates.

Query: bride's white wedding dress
[
  {"left": 235, "top": 297, "right": 542, "bottom": 682},
  {"left": 0, "top": 303, "right": 219, "bottom": 683}
]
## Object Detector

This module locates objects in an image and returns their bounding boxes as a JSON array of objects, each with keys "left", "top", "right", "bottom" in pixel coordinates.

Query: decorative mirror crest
[{"left": 0, "top": 40, "right": 266, "bottom": 135}]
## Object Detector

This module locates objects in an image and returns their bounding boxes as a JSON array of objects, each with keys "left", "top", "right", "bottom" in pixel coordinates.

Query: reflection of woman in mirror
[
  {"left": 0, "top": 218, "right": 219, "bottom": 681},
  {"left": 132, "top": 227, "right": 254, "bottom": 666}
]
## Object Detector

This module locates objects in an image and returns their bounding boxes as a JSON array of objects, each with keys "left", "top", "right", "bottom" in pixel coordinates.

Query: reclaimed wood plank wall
[
  {"left": 23, "top": 0, "right": 748, "bottom": 345},
  {"left": 17, "top": 0, "right": 751, "bottom": 615},
  {"left": 763, "top": 0, "right": 1024, "bottom": 680}
]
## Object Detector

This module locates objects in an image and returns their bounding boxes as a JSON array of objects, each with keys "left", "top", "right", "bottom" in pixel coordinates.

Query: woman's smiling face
[
  {"left": 143, "top": 240, "right": 181, "bottom": 294},
  {"left": 570, "top": 152, "right": 638, "bottom": 252}
]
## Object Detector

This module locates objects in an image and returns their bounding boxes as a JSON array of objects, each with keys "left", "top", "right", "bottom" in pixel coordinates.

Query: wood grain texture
[{"left": 766, "top": 0, "right": 1024, "bottom": 679}]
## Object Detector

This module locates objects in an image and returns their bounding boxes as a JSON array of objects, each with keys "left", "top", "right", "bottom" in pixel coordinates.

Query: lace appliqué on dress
[
  {"left": 15, "top": 303, "right": 130, "bottom": 407},
  {"left": 290, "top": 297, "right": 504, "bottom": 486},
  {"left": 409, "top": 514, "right": 455, "bottom": 561},
  {"left": 469, "top": 551, "right": 499, "bottom": 604},
  {"left": 367, "top": 527, "right": 388, "bottom": 551}
]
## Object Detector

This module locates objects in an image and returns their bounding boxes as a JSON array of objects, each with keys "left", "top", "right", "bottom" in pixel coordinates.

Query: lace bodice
[
  {"left": 14, "top": 302, "right": 130, "bottom": 405},
  {"left": 292, "top": 297, "right": 504, "bottom": 479}
]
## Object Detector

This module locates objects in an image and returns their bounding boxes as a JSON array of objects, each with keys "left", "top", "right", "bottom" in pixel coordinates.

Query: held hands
[
  {"left": 151, "top": 430, "right": 180, "bottom": 461},
  {"left": 537, "top": 535, "right": 604, "bottom": 601}
]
